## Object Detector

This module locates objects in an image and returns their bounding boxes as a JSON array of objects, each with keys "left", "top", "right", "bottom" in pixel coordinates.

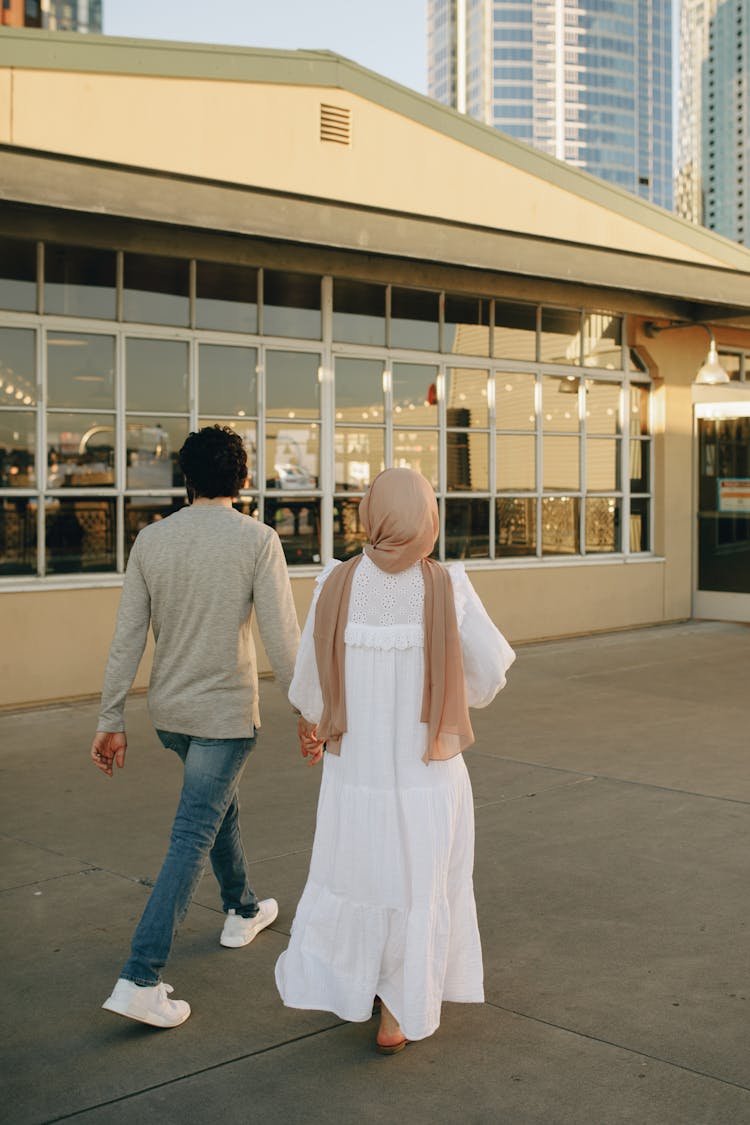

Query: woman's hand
[{"left": 297, "top": 716, "right": 325, "bottom": 766}]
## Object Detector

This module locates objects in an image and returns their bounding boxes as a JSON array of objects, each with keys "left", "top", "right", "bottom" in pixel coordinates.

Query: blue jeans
[{"left": 120, "top": 730, "right": 258, "bottom": 987}]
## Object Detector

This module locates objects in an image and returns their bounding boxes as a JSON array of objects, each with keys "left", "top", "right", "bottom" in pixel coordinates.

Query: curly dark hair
[{"left": 178, "top": 426, "right": 247, "bottom": 499}]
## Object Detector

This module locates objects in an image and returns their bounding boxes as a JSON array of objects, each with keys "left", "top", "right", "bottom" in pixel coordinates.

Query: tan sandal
[{"left": 376, "top": 1038, "right": 408, "bottom": 1055}]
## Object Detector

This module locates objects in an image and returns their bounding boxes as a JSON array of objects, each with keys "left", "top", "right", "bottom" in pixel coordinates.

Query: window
[
  {"left": 0, "top": 237, "right": 37, "bottom": 313},
  {"left": 45, "top": 245, "right": 116, "bottom": 320}
]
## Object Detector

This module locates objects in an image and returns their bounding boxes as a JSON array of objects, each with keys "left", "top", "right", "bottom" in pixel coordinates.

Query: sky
[{"left": 103, "top": 0, "right": 428, "bottom": 94}]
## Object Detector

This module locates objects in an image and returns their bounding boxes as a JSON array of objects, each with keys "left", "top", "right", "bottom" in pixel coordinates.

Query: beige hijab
[{"left": 313, "top": 468, "right": 474, "bottom": 764}]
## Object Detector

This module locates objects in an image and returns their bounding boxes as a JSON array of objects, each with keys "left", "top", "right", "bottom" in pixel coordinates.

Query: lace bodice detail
[{"left": 349, "top": 554, "right": 424, "bottom": 627}]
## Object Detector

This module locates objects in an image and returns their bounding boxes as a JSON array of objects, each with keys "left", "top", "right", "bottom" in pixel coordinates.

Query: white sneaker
[
  {"left": 220, "top": 898, "right": 279, "bottom": 948},
  {"left": 102, "top": 978, "right": 191, "bottom": 1028}
]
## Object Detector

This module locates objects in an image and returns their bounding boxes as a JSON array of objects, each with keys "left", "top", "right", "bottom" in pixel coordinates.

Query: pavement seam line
[
  {"left": 484, "top": 999, "right": 750, "bottom": 1095},
  {"left": 41, "top": 1020, "right": 349, "bottom": 1124},
  {"left": 473, "top": 774, "right": 595, "bottom": 809}
]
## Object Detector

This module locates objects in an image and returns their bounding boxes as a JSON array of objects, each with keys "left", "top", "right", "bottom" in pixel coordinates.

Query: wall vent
[{"left": 320, "top": 103, "right": 352, "bottom": 146}]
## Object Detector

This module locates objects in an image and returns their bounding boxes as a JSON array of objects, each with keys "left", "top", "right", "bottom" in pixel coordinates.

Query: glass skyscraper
[{"left": 427, "top": 0, "right": 673, "bottom": 210}]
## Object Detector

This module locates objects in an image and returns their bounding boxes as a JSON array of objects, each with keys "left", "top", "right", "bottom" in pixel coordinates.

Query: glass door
[{"left": 694, "top": 400, "right": 750, "bottom": 621}]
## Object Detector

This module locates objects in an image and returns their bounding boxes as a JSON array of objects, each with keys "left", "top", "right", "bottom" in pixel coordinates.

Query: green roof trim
[{"left": 2, "top": 27, "right": 750, "bottom": 274}]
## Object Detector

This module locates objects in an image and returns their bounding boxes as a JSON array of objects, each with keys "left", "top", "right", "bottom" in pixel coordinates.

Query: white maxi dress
[{"left": 275, "top": 553, "right": 516, "bottom": 1042}]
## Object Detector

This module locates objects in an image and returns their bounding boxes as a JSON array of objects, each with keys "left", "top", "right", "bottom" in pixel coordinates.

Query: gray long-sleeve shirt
[{"left": 97, "top": 505, "right": 300, "bottom": 738}]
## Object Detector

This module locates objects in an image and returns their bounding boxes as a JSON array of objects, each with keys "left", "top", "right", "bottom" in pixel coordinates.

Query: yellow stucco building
[{"left": 1, "top": 28, "right": 749, "bottom": 708}]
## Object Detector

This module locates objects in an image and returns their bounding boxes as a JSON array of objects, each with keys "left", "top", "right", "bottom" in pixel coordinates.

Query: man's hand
[
  {"left": 90, "top": 731, "right": 127, "bottom": 777},
  {"left": 297, "top": 716, "right": 324, "bottom": 767}
]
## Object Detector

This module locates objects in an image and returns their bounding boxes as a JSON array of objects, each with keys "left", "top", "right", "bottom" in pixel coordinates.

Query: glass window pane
[
  {"left": 497, "top": 433, "right": 535, "bottom": 490},
  {"left": 333, "top": 496, "right": 367, "bottom": 560},
  {"left": 126, "top": 339, "right": 189, "bottom": 414},
  {"left": 447, "top": 431, "right": 489, "bottom": 491},
  {"left": 263, "top": 271, "right": 321, "bottom": 339},
  {"left": 47, "top": 414, "right": 115, "bottom": 487},
  {"left": 445, "top": 498, "right": 490, "bottom": 559},
  {"left": 233, "top": 497, "right": 259, "bottom": 518},
  {"left": 264, "top": 498, "right": 320, "bottom": 564},
  {"left": 196, "top": 261, "right": 258, "bottom": 333},
  {"left": 540, "top": 308, "right": 581, "bottom": 365},
  {"left": 127, "top": 416, "right": 188, "bottom": 489},
  {"left": 496, "top": 497, "right": 536, "bottom": 556},
  {"left": 629, "top": 384, "right": 650, "bottom": 436},
  {"left": 0, "top": 237, "right": 36, "bottom": 312},
  {"left": 392, "top": 362, "right": 438, "bottom": 425},
  {"left": 48, "top": 332, "right": 115, "bottom": 409},
  {"left": 630, "top": 438, "right": 649, "bottom": 492},
  {"left": 718, "top": 353, "right": 742, "bottom": 381},
  {"left": 0, "top": 496, "right": 36, "bottom": 574},
  {"left": 265, "top": 351, "right": 320, "bottom": 419},
  {"left": 586, "top": 438, "right": 620, "bottom": 491},
  {"left": 125, "top": 497, "right": 186, "bottom": 560},
  {"left": 496, "top": 373, "right": 536, "bottom": 430},
  {"left": 0, "top": 412, "right": 36, "bottom": 487},
  {"left": 542, "top": 375, "right": 580, "bottom": 431},
  {"left": 542, "top": 496, "right": 580, "bottom": 555},
  {"left": 444, "top": 295, "right": 490, "bottom": 356},
  {"left": 585, "top": 497, "right": 621, "bottom": 553},
  {"left": 544, "top": 436, "right": 580, "bottom": 490},
  {"left": 45, "top": 497, "right": 116, "bottom": 573},
  {"left": 44, "top": 244, "right": 116, "bottom": 319},
  {"left": 199, "top": 345, "right": 257, "bottom": 417},
  {"left": 582, "top": 312, "right": 623, "bottom": 369},
  {"left": 630, "top": 497, "right": 650, "bottom": 551},
  {"left": 198, "top": 419, "right": 257, "bottom": 488},
  {"left": 333, "top": 279, "right": 386, "bottom": 345},
  {"left": 124, "top": 253, "right": 190, "bottom": 326},
  {"left": 0, "top": 327, "right": 36, "bottom": 407},
  {"left": 446, "top": 367, "right": 489, "bottom": 427},
  {"left": 585, "top": 380, "right": 621, "bottom": 434},
  {"left": 335, "top": 358, "right": 384, "bottom": 423},
  {"left": 393, "top": 428, "right": 438, "bottom": 487},
  {"left": 334, "top": 427, "right": 384, "bottom": 490},
  {"left": 390, "top": 288, "right": 439, "bottom": 351},
  {"left": 265, "top": 421, "right": 319, "bottom": 490},
  {"left": 493, "top": 300, "right": 537, "bottom": 360}
]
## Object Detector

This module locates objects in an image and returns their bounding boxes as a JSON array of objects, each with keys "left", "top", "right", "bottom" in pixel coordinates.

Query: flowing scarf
[{"left": 313, "top": 468, "right": 474, "bottom": 764}]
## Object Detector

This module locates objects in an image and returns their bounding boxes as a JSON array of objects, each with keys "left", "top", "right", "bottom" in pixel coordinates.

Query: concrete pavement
[{"left": 2, "top": 620, "right": 750, "bottom": 1124}]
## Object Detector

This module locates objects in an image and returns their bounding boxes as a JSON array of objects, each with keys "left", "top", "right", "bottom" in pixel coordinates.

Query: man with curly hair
[{"left": 90, "top": 425, "right": 306, "bottom": 1028}]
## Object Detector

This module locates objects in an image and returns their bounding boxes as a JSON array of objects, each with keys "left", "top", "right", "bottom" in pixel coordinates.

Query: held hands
[
  {"left": 297, "top": 715, "right": 324, "bottom": 767},
  {"left": 90, "top": 731, "right": 127, "bottom": 777}
]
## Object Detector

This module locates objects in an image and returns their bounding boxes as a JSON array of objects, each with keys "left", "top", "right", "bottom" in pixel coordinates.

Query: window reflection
[
  {"left": 0, "top": 237, "right": 36, "bottom": 313},
  {"left": 0, "top": 412, "right": 35, "bottom": 487},
  {"left": 496, "top": 497, "right": 536, "bottom": 556},
  {"left": 390, "top": 288, "right": 439, "bottom": 351},
  {"left": 445, "top": 498, "right": 490, "bottom": 558},
  {"left": 126, "top": 339, "right": 189, "bottom": 414},
  {"left": 493, "top": 300, "right": 537, "bottom": 360},
  {"left": 265, "top": 351, "right": 320, "bottom": 420},
  {"left": 335, "top": 358, "right": 384, "bottom": 422},
  {"left": 445, "top": 368, "right": 489, "bottom": 427},
  {"left": 48, "top": 333, "right": 115, "bottom": 410},
  {"left": 333, "top": 280, "right": 386, "bottom": 345},
  {"left": 264, "top": 499, "right": 320, "bottom": 564},
  {"left": 585, "top": 497, "right": 620, "bottom": 553},
  {"left": 124, "top": 253, "right": 189, "bottom": 326},
  {"left": 586, "top": 380, "right": 620, "bottom": 434},
  {"left": 47, "top": 415, "right": 115, "bottom": 487},
  {"left": 127, "top": 416, "right": 187, "bottom": 490},
  {"left": 586, "top": 439, "right": 620, "bottom": 491},
  {"left": 447, "top": 431, "right": 489, "bottom": 491},
  {"left": 393, "top": 429, "right": 438, "bottom": 487},
  {"left": 196, "top": 261, "right": 258, "bottom": 333},
  {"left": 542, "top": 375, "right": 580, "bottom": 432},
  {"left": 0, "top": 496, "right": 36, "bottom": 574},
  {"left": 263, "top": 271, "right": 321, "bottom": 339},
  {"left": 540, "top": 308, "right": 582, "bottom": 365},
  {"left": 630, "top": 439, "right": 649, "bottom": 492},
  {"left": 496, "top": 373, "right": 536, "bottom": 430},
  {"left": 392, "top": 362, "right": 438, "bottom": 425},
  {"left": 334, "top": 496, "right": 367, "bottom": 560},
  {"left": 265, "top": 421, "right": 319, "bottom": 490},
  {"left": 543, "top": 436, "right": 579, "bottom": 490},
  {"left": 334, "top": 428, "right": 384, "bottom": 491},
  {"left": 497, "top": 434, "right": 535, "bottom": 490},
  {"left": 45, "top": 497, "right": 116, "bottom": 572},
  {"left": 629, "top": 384, "right": 650, "bottom": 436},
  {"left": 444, "top": 296, "right": 490, "bottom": 356},
  {"left": 582, "top": 313, "right": 622, "bottom": 369},
  {"left": 542, "top": 496, "right": 580, "bottom": 554},
  {"left": 45, "top": 245, "right": 116, "bottom": 320},
  {"left": 0, "top": 327, "right": 36, "bottom": 407},
  {"left": 199, "top": 345, "right": 257, "bottom": 417},
  {"left": 630, "top": 497, "right": 650, "bottom": 551}
]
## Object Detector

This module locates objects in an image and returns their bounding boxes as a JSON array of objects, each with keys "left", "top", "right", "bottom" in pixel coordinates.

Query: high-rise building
[
  {"left": 677, "top": 0, "right": 749, "bottom": 246},
  {"left": 427, "top": 0, "right": 673, "bottom": 210},
  {"left": 1, "top": 0, "right": 102, "bottom": 32}
]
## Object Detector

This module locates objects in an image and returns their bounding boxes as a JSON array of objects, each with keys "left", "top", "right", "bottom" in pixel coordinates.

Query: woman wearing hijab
[{"left": 275, "top": 468, "right": 515, "bottom": 1053}]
